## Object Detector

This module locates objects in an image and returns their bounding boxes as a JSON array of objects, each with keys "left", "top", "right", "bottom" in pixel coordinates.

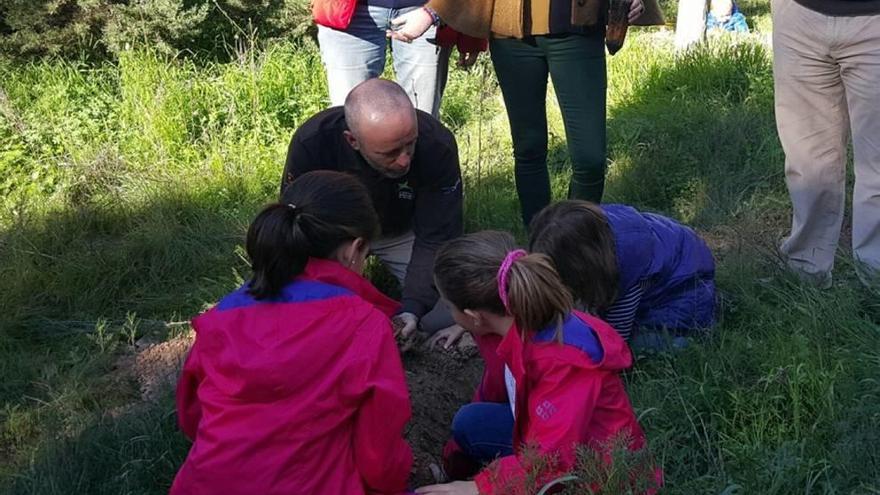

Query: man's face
[{"left": 346, "top": 111, "right": 418, "bottom": 179}]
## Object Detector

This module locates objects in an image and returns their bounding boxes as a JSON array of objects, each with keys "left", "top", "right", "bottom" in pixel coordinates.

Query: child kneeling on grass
[
  {"left": 416, "top": 231, "right": 658, "bottom": 495},
  {"left": 530, "top": 200, "right": 716, "bottom": 351},
  {"left": 172, "top": 171, "right": 413, "bottom": 495}
]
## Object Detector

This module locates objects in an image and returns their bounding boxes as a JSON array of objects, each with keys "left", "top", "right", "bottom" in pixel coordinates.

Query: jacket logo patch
[
  {"left": 535, "top": 400, "right": 557, "bottom": 420},
  {"left": 397, "top": 181, "right": 414, "bottom": 200},
  {"left": 441, "top": 178, "right": 461, "bottom": 195}
]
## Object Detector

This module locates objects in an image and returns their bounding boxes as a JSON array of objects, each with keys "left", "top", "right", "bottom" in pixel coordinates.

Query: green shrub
[{"left": 0, "top": 0, "right": 313, "bottom": 60}]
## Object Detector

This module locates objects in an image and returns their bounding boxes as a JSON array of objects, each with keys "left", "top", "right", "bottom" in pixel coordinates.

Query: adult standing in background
[
  {"left": 773, "top": 0, "right": 880, "bottom": 289},
  {"left": 388, "top": 0, "right": 664, "bottom": 226},
  {"left": 313, "top": 0, "right": 486, "bottom": 117}
]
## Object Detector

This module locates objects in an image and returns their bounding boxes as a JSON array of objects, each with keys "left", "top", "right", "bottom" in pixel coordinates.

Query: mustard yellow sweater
[{"left": 426, "top": 0, "right": 664, "bottom": 39}]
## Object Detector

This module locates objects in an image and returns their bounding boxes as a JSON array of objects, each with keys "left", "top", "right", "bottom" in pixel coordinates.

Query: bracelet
[{"left": 422, "top": 6, "right": 441, "bottom": 26}]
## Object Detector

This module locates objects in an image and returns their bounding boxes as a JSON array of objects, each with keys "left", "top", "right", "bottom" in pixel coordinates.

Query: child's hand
[
  {"left": 387, "top": 8, "right": 434, "bottom": 43},
  {"left": 415, "top": 481, "right": 479, "bottom": 494},
  {"left": 425, "top": 324, "right": 467, "bottom": 350},
  {"left": 629, "top": 0, "right": 645, "bottom": 23},
  {"left": 457, "top": 51, "right": 480, "bottom": 68}
]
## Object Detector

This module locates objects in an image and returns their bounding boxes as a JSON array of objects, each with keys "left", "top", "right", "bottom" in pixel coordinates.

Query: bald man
[{"left": 282, "top": 79, "right": 463, "bottom": 340}]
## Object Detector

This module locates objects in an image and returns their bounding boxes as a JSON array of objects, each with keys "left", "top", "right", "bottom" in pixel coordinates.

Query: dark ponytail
[
  {"left": 434, "top": 231, "right": 573, "bottom": 334},
  {"left": 529, "top": 200, "right": 619, "bottom": 313},
  {"left": 246, "top": 171, "right": 379, "bottom": 299}
]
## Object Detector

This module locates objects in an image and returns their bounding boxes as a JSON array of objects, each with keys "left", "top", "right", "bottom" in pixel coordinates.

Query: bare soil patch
[{"left": 403, "top": 346, "right": 482, "bottom": 485}]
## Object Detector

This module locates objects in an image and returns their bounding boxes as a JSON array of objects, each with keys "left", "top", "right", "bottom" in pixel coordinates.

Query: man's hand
[
  {"left": 387, "top": 8, "right": 434, "bottom": 43},
  {"left": 392, "top": 312, "right": 420, "bottom": 352},
  {"left": 392, "top": 312, "right": 419, "bottom": 338},
  {"left": 425, "top": 324, "right": 467, "bottom": 350},
  {"left": 628, "top": 0, "right": 645, "bottom": 23},
  {"left": 415, "top": 481, "right": 479, "bottom": 495}
]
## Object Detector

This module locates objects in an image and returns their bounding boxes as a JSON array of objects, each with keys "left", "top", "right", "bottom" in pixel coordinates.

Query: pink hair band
[{"left": 497, "top": 249, "right": 527, "bottom": 311}]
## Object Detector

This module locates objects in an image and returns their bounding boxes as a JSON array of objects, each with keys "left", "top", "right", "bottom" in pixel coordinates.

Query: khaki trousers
[
  {"left": 773, "top": 0, "right": 880, "bottom": 287},
  {"left": 370, "top": 232, "right": 454, "bottom": 333}
]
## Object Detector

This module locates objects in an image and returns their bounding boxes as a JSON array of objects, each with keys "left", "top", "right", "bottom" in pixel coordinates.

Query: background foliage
[{"left": 0, "top": 0, "right": 313, "bottom": 59}]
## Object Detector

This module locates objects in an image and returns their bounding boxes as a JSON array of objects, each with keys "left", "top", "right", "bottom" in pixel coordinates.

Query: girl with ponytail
[
  {"left": 173, "top": 171, "right": 413, "bottom": 495},
  {"left": 416, "top": 231, "right": 657, "bottom": 495}
]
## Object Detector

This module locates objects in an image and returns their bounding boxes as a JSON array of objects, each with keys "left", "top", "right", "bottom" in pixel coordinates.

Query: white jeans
[{"left": 317, "top": 3, "right": 451, "bottom": 117}]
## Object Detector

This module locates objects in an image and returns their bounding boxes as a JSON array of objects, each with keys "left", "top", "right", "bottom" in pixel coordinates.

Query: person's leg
[
  {"left": 391, "top": 7, "right": 444, "bottom": 116},
  {"left": 317, "top": 4, "right": 388, "bottom": 106},
  {"left": 773, "top": 0, "right": 848, "bottom": 287},
  {"left": 436, "top": 45, "right": 453, "bottom": 104},
  {"left": 837, "top": 13, "right": 880, "bottom": 288},
  {"left": 637, "top": 276, "right": 717, "bottom": 331},
  {"left": 369, "top": 231, "right": 453, "bottom": 332},
  {"left": 543, "top": 32, "right": 608, "bottom": 203},
  {"left": 630, "top": 327, "right": 690, "bottom": 355},
  {"left": 369, "top": 231, "right": 415, "bottom": 286},
  {"left": 451, "top": 402, "right": 515, "bottom": 464},
  {"left": 490, "top": 37, "right": 551, "bottom": 227}
]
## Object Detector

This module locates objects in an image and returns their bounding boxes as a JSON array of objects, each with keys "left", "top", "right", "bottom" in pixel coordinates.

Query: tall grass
[{"left": 1, "top": 14, "right": 879, "bottom": 494}]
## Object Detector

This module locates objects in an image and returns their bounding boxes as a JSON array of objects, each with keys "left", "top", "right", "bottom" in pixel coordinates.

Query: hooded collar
[
  {"left": 496, "top": 321, "right": 527, "bottom": 379},
  {"left": 300, "top": 258, "right": 401, "bottom": 317},
  {"left": 495, "top": 311, "right": 633, "bottom": 373}
]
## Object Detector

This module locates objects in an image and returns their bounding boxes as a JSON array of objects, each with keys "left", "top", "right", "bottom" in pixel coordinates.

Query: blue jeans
[
  {"left": 317, "top": 3, "right": 449, "bottom": 116},
  {"left": 451, "top": 402, "right": 515, "bottom": 464},
  {"left": 490, "top": 33, "right": 607, "bottom": 226}
]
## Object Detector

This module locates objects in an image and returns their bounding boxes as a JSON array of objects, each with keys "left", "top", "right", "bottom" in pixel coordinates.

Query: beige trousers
[
  {"left": 773, "top": 0, "right": 880, "bottom": 287},
  {"left": 370, "top": 232, "right": 454, "bottom": 333}
]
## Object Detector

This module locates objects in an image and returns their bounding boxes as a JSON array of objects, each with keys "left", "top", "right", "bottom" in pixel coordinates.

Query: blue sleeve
[{"left": 730, "top": 13, "right": 750, "bottom": 32}]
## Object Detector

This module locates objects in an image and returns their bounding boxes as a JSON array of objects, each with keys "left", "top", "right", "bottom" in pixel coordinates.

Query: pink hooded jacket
[
  {"left": 171, "top": 258, "right": 412, "bottom": 495},
  {"left": 473, "top": 311, "right": 657, "bottom": 493}
]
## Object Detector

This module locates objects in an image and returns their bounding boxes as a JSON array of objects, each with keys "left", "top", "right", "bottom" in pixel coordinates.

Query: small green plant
[
  {"left": 85, "top": 318, "right": 116, "bottom": 354},
  {"left": 122, "top": 312, "right": 141, "bottom": 347},
  {"left": 485, "top": 435, "right": 660, "bottom": 495}
]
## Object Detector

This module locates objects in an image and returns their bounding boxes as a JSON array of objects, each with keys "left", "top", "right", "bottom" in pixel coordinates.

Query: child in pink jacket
[
  {"left": 418, "top": 231, "right": 659, "bottom": 495},
  {"left": 171, "top": 171, "right": 412, "bottom": 495}
]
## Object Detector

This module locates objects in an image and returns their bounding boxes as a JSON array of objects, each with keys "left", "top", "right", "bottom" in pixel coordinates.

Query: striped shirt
[{"left": 601, "top": 279, "right": 650, "bottom": 341}]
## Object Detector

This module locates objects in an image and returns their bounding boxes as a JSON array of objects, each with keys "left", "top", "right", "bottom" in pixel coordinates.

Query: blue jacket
[
  {"left": 602, "top": 204, "right": 716, "bottom": 330},
  {"left": 707, "top": 3, "right": 749, "bottom": 33}
]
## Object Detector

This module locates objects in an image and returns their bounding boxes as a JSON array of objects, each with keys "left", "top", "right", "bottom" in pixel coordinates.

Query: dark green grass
[{"left": 1, "top": 14, "right": 879, "bottom": 494}]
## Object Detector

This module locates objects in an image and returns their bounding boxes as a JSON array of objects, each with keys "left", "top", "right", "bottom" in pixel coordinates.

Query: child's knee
[{"left": 450, "top": 403, "right": 481, "bottom": 446}]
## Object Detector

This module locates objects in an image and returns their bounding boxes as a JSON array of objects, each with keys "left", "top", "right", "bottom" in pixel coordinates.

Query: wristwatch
[{"left": 422, "top": 6, "right": 441, "bottom": 26}]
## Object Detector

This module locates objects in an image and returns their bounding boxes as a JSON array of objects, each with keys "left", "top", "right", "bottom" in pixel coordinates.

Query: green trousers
[{"left": 490, "top": 32, "right": 607, "bottom": 226}]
